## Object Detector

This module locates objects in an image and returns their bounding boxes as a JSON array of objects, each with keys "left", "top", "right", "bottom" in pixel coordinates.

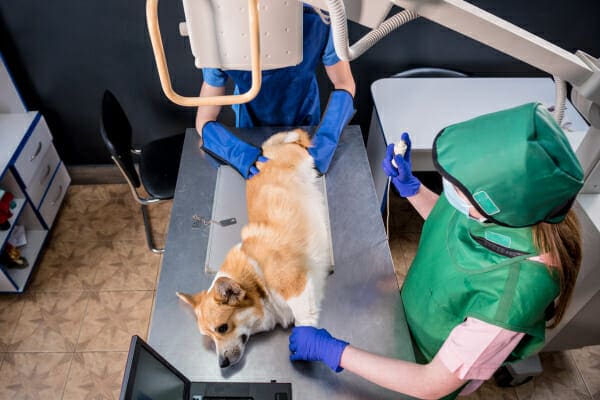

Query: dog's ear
[
  {"left": 214, "top": 277, "right": 247, "bottom": 306},
  {"left": 176, "top": 291, "right": 200, "bottom": 307}
]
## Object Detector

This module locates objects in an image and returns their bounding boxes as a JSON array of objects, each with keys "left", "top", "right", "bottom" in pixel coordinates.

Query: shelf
[
  {"left": 1, "top": 229, "right": 47, "bottom": 292},
  {"left": 0, "top": 197, "right": 26, "bottom": 250},
  {"left": 0, "top": 59, "right": 67, "bottom": 294}
]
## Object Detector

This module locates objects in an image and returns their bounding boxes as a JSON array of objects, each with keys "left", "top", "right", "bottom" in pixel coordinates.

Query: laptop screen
[
  {"left": 121, "top": 336, "right": 187, "bottom": 400},
  {"left": 121, "top": 336, "right": 293, "bottom": 400}
]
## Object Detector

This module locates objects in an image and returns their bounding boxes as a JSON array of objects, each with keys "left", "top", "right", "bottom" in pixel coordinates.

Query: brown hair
[{"left": 532, "top": 209, "right": 582, "bottom": 328}]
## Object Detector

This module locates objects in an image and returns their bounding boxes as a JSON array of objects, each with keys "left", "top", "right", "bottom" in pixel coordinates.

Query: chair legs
[{"left": 141, "top": 204, "right": 165, "bottom": 254}]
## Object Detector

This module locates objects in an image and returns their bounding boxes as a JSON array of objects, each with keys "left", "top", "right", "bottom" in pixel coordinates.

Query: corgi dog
[{"left": 177, "top": 129, "right": 332, "bottom": 368}]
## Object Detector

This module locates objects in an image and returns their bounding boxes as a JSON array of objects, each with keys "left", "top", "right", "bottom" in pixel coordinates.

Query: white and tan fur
[{"left": 177, "top": 129, "right": 331, "bottom": 368}]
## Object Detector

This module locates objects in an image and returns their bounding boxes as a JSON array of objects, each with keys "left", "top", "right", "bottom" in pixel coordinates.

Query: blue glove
[
  {"left": 382, "top": 132, "right": 421, "bottom": 197},
  {"left": 289, "top": 326, "right": 349, "bottom": 372},
  {"left": 308, "top": 90, "right": 355, "bottom": 174},
  {"left": 201, "top": 121, "right": 268, "bottom": 179}
]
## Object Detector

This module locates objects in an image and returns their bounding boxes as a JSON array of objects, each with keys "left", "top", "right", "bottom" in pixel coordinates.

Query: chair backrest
[
  {"left": 392, "top": 67, "right": 467, "bottom": 78},
  {"left": 100, "top": 90, "right": 141, "bottom": 188}
]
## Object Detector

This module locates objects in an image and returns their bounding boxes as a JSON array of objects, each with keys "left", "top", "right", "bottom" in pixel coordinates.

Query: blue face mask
[{"left": 442, "top": 178, "right": 487, "bottom": 222}]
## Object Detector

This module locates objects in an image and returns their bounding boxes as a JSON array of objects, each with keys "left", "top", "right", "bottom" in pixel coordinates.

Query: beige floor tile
[
  {"left": 50, "top": 200, "right": 145, "bottom": 243},
  {"left": 389, "top": 209, "right": 424, "bottom": 233},
  {"left": 0, "top": 352, "right": 72, "bottom": 399},
  {"left": 463, "top": 379, "right": 518, "bottom": 399},
  {"left": 387, "top": 191, "right": 422, "bottom": 223},
  {"left": 385, "top": 191, "right": 423, "bottom": 285},
  {"left": 63, "top": 184, "right": 130, "bottom": 205},
  {"left": 9, "top": 291, "right": 88, "bottom": 352},
  {"left": 52, "top": 194, "right": 172, "bottom": 247},
  {"left": 59, "top": 184, "right": 136, "bottom": 218},
  {"left": 0, "top": 294, "right": 25, "bottom": 352},
  {"left": 29, "top": 241, "right": 101, "bottom": 292},
  {"left": 387, "top": 190, "right": 415, "bottom": 211},
  {"left": 393, "top": 232, "right": 420, "bottom": 267},
  {"left": 77, "top": 290, "right": 154, "bottom": 351},
  {"left": 50, "top": 185, "right": 142, "bottom": 242},
  {"left": 389, "top": 234, "right": 409, "bottom": 280},
  {"left": 515, "top": 351, "right": 591, "bottom": 399},
  {"left": 156, "top": 254, "right": 164, "bottom": 287},
  {"left": 571, "top": 345, "right": 600, "bottom": 399},
  {"left": 63, "top": 351, "right": 128, "bottom": 400},
  {"left": 92, "top": 241, "right": 160, "bottom": 290},
  {"left": 148, "top": 200, "right": 173, "bottom": 238}
]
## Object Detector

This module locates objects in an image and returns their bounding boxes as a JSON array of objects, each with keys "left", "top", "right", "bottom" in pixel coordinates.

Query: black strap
[{"left": 470, "top": 234, "right": 530, "bottom": 258}]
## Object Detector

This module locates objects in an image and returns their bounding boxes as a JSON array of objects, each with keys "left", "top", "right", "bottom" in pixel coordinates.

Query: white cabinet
[{"left": 0, "top": 55, "right": 70, "bottom": 293}]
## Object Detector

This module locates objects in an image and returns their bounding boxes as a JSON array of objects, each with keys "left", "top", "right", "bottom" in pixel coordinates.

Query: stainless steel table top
[{"left": 149, "top": 126, "right": 415, "bottom": 399}]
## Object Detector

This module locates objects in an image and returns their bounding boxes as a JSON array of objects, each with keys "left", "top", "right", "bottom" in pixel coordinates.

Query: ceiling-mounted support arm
[
  {"left": 390, "top": 0, "right": 600, "bottom": 192},
  {"left": 146, "top": 0, "right": 262, "bottom": 107},
  {"left": 390, "top": 0, "right": 593, "bottom": 86}
]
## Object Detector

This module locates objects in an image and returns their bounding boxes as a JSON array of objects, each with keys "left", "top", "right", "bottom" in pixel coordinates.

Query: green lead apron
[{"left": 401, "top": 194, "right": 559, "bottom": 366}]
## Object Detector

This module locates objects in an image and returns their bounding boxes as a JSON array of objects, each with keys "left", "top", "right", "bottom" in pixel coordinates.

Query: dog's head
[{"left": 176, "top": 249, "right": 266, "bottom": 368}]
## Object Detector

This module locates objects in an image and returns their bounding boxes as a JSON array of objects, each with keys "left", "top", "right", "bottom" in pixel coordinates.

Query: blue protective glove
[
  {"left": 201, "top": 121, "right": 268, "bottom": 179},
  {"left": 308, "top": 90, "right": 355, "bottom": 174},
  {"left": 289, "top": 326, "right": 349, "bottom": 373},
  {"left": 382, "top": 132, "right": 421, "bottom": 197}
]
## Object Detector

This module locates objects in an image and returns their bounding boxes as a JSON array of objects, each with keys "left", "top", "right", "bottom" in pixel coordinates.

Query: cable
[
  {"left": 552, "top": 75, "right": 567, "bottom": 125},
  {"left": 386, "top": 177, "right": 392, "bottom": 240}
]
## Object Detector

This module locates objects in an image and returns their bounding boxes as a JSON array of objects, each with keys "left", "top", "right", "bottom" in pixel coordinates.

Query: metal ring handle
[
  {"left": 146, "top": 0, "right": 262, "bottom": 107},
  {"left": 51, "top": 185, "right": 63, "bottom": 205},
  {"left": 30, "top": 141, "right": 42, "bottom": 161},
  {"left": 40, "top": 164, "right": 52, "bottom": 185}
]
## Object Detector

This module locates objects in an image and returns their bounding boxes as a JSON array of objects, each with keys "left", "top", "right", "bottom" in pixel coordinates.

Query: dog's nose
[{"left": 219, "top": 357, "right": 230, "bottom": 368}]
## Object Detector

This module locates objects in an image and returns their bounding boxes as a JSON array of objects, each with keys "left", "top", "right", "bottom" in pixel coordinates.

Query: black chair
[{"left": 100, "top": 90, "right": 185, "bottom": 253}]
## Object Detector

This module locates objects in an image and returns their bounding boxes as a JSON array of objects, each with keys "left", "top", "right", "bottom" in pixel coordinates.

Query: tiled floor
[{"left": 0, "top": 184, "right": 597, "bottom": 399}]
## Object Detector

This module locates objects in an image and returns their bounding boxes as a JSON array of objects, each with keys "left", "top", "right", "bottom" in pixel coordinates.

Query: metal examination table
[{"left": 148, "top": 126, "right": 415, "bottom": 399}]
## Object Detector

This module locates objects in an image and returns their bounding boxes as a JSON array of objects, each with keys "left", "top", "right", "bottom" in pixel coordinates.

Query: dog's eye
[{"left": 217, "top": 324, "right": 228, "bottom": 334}]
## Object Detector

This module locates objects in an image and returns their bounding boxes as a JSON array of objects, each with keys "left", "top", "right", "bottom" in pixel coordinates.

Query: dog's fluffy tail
[{"left": 263, "top": 128, "right": 312, "bottom": 149}]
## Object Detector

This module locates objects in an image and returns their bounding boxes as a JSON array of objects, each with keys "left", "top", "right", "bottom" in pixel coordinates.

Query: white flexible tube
[
  {"left": 326, "top": 0, "right": 419, "bottom": 61},
  {"left": 553, "top": 75, "right": 567, "bottom": 125}
]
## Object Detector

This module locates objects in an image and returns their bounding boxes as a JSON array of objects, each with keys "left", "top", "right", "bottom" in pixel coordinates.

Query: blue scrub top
[{"left": 202, "top": 6, "right": 340, "bottom": 128}]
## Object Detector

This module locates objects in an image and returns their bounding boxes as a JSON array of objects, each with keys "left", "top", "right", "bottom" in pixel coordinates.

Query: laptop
[
  {"left": 120, "top": 335, "right": 292, "bottom": 400},
  {"left": 205, "top": 165, "right": 334, "bottom": 274}
]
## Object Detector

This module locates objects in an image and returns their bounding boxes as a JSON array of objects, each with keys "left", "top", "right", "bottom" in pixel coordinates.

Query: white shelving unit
[{"left": 0, "top": 52, "right": 71, "bottom": 293}]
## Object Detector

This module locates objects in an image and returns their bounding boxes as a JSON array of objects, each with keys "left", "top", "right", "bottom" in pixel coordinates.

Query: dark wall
[{"left": 1, "top": 1, "right": 599, "bottom": 165}]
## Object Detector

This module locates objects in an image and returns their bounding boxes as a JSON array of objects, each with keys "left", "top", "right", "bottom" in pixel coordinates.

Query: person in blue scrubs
[{"left": 196, "top": 5, "right": 355, "bottom": 178}]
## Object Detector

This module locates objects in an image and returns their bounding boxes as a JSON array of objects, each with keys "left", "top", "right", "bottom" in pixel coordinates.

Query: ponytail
[{"left": 532, "top": 209, "right": 582, "bottom": 328}]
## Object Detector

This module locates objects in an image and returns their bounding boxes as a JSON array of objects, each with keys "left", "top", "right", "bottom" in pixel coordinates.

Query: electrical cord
[{"left": 386, "top": 177, "right": 392, "bottom": 240}]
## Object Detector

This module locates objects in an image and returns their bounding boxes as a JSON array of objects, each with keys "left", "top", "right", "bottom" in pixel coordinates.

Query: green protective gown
[
  {"left": 400, "top": 103, "right": 584, "bottom": 398},
  {"left": 402, "top": 194, "right": 559, "bottom": 364}
]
